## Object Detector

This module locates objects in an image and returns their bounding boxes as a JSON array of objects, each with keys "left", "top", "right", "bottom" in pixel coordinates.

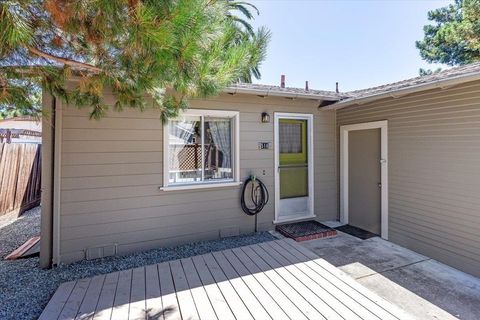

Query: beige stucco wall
[
  {"left": 53, "top": 89, "right": 337, "bottom": 263},
  {"left": 337, "top": 80, "right": 480, "bottom": 277}
]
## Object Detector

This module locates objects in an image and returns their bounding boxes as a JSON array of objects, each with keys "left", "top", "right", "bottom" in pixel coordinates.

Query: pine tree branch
[{"left": 27, "top": 46, "right": 102, "bottom": 73}]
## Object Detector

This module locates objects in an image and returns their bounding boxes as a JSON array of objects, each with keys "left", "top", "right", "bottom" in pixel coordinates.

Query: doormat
[
  {"left": 276, "top": 220, "right": 337, "bottom": 242},
  {"left": 335, "top": 225, "right": 378, "bottom": 240}
]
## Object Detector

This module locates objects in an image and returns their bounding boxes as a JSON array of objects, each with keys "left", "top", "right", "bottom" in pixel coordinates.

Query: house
[
  {"left": 40, "top": 63, "right": 480, "bottom": 278},
  {"left": 0, "top": 116, "right": 42, "bottom": 144}
]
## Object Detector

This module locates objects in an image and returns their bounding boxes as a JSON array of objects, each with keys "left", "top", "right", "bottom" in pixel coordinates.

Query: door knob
[{"left": 378, "top": 182, "right": 382, "bottom": 188}]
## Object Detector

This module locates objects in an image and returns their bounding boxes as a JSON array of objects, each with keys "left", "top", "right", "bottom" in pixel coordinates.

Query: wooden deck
[{"left": 39, "top": 239, "right": 413, "bottom": 320}]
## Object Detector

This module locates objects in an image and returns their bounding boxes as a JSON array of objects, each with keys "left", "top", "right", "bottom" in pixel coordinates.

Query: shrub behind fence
[{"left": 0, "top": 143, "right": 41, "bottom": 216}]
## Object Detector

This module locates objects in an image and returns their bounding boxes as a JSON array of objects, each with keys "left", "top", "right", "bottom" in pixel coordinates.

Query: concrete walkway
[{"left": 301, "top": 231, "right": 480, "bottom": 320}]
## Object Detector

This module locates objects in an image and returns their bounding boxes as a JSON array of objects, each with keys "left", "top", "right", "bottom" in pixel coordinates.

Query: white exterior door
[{"left": 274, "top": 113, "right": 314, "bottom": 223}]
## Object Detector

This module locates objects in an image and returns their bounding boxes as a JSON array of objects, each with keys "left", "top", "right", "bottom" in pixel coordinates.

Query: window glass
[
  {"left": 279, "top": 122, "right": 303, "bottom": 153},
  {"left": 167, "top": 113, "right": 236, "bottom": 186},
  {"left": 168, "top": 116, "right": 202, "bottom": 184},
  {"left": 204, "top": 117, "right": 233, "bottom": 181}
]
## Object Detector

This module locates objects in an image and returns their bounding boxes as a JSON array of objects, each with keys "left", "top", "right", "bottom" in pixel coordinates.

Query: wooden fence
[{"left": 0, "top": 143, "right": 41, "bottom": 216}]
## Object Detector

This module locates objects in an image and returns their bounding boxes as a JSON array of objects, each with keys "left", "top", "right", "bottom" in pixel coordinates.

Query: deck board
[
  {"left": 203, "top": 253, "right": 254, "bottom": 320},
  {"left": 110, "top": 269, "right": 132, "bottom": 320},
  {"left": 181, "top": 258, "right": 218, "bottom": 320},
  {"left": 75, "top": 274, "right": 105, "bottom": 320},
  {"left": 191, "top": 254, "right": 235, "bottom": 320},
  {"left": 249, "top": 244, "right": 333, "bottom": 319},
  {"left": 157, "top": 262, "right": 181, "bottom": 320},
  {"left": 222, "top": 250, "right": 289, "bottom": 320},
  {"left": 145, "top": 264, "right": 163, "bottom": 320},
  {"left": 279, "top": 239, "right": 412, "bottom": 319},
  {"left": 129, "top": 267, "right": 146, "bottom": 320},
  {"left": 170, "top": 259, "right": 200, "bottom": 320},
  {"left": 39, "top": 281, "right": 76, "bottom": 320},
  {"left": 58, "top": 277, "right": 91, "bottom": 320},
  {"left": 273, "top": 240, "right": 390, "bottom": 320},
  {"left": 212, "top": 251, "right": 272, "bottom": 320},
  {"left": 259, "top": 241, "right": 360, "bottom": 320},
  {"left": 231, "top": 247, "right": 306, "bottom": 320},
  {"left": 41, "top": 239, "right": 414, "bottom": 320},
  {"left": 92, "top": 271, "right": 118, "bottom": 320},
  {"left": 265, "top": 241, "right": 367, "bottom": 319},
  {"left": 242, "top": 245, "right": 323, "bottom": 320}
]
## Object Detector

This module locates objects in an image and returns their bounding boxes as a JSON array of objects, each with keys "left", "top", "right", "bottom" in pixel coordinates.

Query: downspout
[
  {"left": 39, "top": 94, "right": 55, "bottom": 268},
  {"left": 52, "top": 98, "right": 63, "bottom": 265},
  {"left": 334, "top": 109, "right": 340, "bottom": 222}
]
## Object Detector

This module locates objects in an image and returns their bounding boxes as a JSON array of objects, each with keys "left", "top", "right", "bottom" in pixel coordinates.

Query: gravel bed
[
  {"left": 0, "top": 210, "right": 21, "bottom": 229},
  {"left": 0, "top": 206, "right": 41, "bottom": 258},
  {"left": 0, "top": 208, "right": 276, "bottom": 320}
]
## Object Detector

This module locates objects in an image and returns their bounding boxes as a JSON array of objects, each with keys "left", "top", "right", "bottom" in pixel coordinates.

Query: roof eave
[
  {"left": 224, "top": 86, "right": 340, "bottom": 101},
  {"left": 323, "top": 72, "right": 480, "bottom": 110}
]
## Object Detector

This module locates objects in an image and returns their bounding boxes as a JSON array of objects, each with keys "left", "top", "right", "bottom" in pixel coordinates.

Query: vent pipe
[
  {"left": 336, "top": 82, "right": 339, "bottom": 93},
  {"left": 280, "top": 75, "right": 285, "bottom": 88},
  {"left": 305, "top": 81, "right": 309, "bottom": 91}
]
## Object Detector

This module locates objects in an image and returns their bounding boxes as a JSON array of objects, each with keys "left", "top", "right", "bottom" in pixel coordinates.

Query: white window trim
[
  {"left": 161, "top": 109, "right": 240, "bottom": 191},
  {"left": 340, "top": 120, "right": 388, "bottom": 239}
]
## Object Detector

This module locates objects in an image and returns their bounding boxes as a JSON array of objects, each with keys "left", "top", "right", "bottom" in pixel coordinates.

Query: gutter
[
  {"left": 224, "top": 86, "right": 340, "bottom": 101},
  {"left": 323, "top": 72, "right": 480, "bottom": 110}
]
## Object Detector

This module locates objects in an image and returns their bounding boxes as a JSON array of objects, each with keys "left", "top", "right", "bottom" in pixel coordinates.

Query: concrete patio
[
  {"left": 301, "top": 231, "right": 480, "bottom": 320},
  {"left": 39, "top": 238, "right": 413, "bottom": 320}
]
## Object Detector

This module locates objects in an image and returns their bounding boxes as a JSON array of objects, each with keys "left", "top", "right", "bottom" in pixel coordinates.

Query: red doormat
[{"left": 276, "top": 220, "right": 337, "bottom": 242}]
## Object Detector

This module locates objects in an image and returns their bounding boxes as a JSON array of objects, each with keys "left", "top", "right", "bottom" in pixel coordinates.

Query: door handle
[{"left": 378, "top": 182, "right": 382, "bottom": 188}]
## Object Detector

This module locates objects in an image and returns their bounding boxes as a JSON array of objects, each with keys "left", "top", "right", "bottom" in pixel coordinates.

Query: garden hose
[{"left": 241, "top": 175, "right": 269, "bottom": 216}]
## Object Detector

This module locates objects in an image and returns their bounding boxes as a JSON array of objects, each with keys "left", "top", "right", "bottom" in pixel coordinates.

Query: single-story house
[
  {"left": 0, "top": 116, "right": 42, "bottom": 144},
  {"left": 40, "top": 62, "right": 480, "bottom": 278}
]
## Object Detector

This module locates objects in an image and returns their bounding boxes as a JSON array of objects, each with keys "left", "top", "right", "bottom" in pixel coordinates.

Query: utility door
[
  {"left": 348, "top": 128, "right": 381, "bottom": 234},
  {"left": 275, "top": 113, "right": 314, "bottom": 223}
]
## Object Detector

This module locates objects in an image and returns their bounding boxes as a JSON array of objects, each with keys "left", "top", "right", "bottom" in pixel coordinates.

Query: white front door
[{"left": 274, "top": 113, "right": 314, "bottom": 223}]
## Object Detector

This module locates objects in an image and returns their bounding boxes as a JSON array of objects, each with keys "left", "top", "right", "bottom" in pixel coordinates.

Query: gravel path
[
  {"left": 0, "top": 207, "right": 276, "bottom": 320},
  {"left": 0, "top": 207, "right": 41, "bottom": 257}
]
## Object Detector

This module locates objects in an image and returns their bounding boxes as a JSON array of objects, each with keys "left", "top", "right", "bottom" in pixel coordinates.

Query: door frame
[
  {"left": 274, "top": 112, "right": 315, "bottom": 224},
  {"left": 340, "top": 120, "right": 388, "bottom": 239}
]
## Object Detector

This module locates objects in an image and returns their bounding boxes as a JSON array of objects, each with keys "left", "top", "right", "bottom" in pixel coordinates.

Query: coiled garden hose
[{"left": 241, "top": 175, "right": 269, "bottom": 216}]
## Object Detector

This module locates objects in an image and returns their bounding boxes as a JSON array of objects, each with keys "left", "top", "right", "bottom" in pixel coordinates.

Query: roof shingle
[
  {"left": 230, "top": 62, "right": 480, "bottom": 105},
  {"left": 342, "top": 62, "right": 480, "bottom": 101},
  {"left": 226, "top": 82, "right": 345, "bottom": 100}
]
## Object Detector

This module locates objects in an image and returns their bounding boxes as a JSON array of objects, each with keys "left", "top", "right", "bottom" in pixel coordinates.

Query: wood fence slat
[{"left": 0, "top": 143, "right": 41, "bottom": 216}]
